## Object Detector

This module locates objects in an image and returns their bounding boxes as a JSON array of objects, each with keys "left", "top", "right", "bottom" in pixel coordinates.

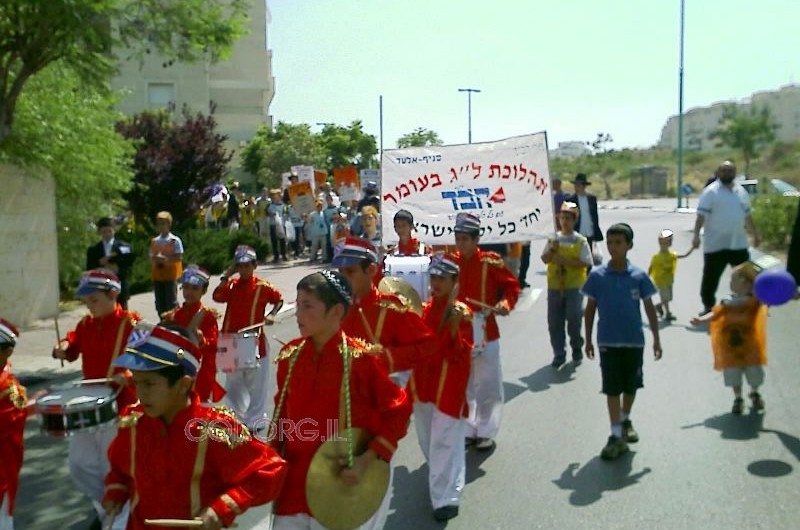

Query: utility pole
[{"left": 458, "top": 88, "right": 481, "bottom": 144}]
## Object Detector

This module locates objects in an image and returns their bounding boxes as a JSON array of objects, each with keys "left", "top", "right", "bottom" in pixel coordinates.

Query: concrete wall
[{"left": 0, "top": 164, "right": 59, "bottom": 326}]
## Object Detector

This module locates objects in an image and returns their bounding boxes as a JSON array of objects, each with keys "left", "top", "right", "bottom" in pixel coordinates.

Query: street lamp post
[
  {"left": 458, "top": 88, "right": 481, "bottom": 144},
  {"left": 676, "top": 0, "right": 686, "bottom": 209}
]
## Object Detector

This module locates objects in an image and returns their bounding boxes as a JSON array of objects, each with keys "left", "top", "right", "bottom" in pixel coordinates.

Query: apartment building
[
  {"left": 111, "top": 0, "right": 275, "bottom": 182},
  {"left": 659, "top": 84, "right": 800, "bottom": 151}
]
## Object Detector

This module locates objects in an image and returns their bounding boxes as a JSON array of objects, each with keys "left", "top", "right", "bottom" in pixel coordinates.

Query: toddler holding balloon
[{"left": 691, "top": 263, "right": 767, "bottom": 414}]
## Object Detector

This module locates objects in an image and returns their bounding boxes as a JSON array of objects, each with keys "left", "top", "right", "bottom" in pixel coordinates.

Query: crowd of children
[{"left": 4, "top": 168, "right": 792, "bottom": 529}]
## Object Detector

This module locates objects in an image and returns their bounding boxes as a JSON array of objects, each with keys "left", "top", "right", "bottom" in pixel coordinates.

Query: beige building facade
[
  {"left": 111, "top": 0, "right": 275, "bottom": 183},
  {"left": 659, "top": 84, "right": 800, "bottom": 152}
]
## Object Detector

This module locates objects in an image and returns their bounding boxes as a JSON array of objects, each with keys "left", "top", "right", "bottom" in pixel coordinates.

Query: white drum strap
[{"left": 106, "top": 319, "right": 131, "bottom": 379}]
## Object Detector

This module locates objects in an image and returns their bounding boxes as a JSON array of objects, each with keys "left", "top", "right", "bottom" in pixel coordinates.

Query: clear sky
[{"left": 267, "top": 0, "right": 799, "bottom": 151}]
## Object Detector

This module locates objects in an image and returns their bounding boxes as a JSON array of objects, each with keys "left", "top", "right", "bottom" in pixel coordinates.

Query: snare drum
[
  {"left": 217, "top": 331, "right": 261, "bottom": 373},
  {"left": 36, "top": 385, "right": 118, "bottom": 437},
  {"left": 383, "top": 255, "right": 431, "bottom": 301}
]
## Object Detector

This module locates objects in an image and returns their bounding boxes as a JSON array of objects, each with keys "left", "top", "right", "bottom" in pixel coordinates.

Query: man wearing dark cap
[
  {"left": 453, "top": 213, "right": 521, "bottom": 451},
  {"left": 565, "top": 173, "right": 604, "bottom": 256},
  {"left": 86, "top": 217, "right": 134, "bottom": 309}
]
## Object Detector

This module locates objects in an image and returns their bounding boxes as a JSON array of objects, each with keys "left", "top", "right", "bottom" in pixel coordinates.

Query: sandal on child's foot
[
  {"left": 749, "top": 392, "right": 765, "bottom": 411},
  {"left": 732, "top": 397, "right": 745, "bottom": 414}
]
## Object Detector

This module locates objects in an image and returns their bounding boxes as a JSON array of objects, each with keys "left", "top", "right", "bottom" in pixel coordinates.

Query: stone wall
[{"left": 0, "top": 164, "right": 59, "bottom": 326}]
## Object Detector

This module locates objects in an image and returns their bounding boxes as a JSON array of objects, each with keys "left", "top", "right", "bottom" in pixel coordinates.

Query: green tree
[
  {"left": 116, "top": 106, "right": 233, "bottom": 226},
  {"left": 241, "top": 122, "right": 327, "bottom": 187},
  {"left": 0, "top": 0, "right": 248, "bottom": 144},
  {"left": 318, "top": 120, "right": 378, "bottom": 169},
  {"left": 1, "top": 62, "right": 135, "bottom": 288},
  {"left": 396, "top": 127, "right": 443, "bottom": 148},
  {"left": 709, "top": 104, "right": 778, "bottom": 176}
]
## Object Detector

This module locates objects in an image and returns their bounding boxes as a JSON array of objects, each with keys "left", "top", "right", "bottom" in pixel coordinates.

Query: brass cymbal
[
  {"left": 306, "top": 427, "right": 390, "bottom": 530},
  {"left": 378, "top": 276, "right": 423, "bottom": 315}
]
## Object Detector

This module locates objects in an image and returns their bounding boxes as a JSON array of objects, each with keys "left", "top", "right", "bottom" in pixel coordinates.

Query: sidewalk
[{"left": 12, "top": 259, "right": 324, "bottom": 388}]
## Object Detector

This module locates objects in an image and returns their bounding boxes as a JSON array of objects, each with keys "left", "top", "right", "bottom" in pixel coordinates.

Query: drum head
[{"left": 306, "top": 428, "right": 390, "bottom": 530}]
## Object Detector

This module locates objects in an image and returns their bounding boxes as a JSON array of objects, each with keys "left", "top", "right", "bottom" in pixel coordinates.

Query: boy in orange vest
[{"left": 149, "top": 211, "right": 184, "bottom": 316}]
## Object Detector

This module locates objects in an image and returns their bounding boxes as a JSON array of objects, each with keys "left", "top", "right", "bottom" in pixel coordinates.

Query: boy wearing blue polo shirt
[{"left": 582, "top": 223, "right": 662, "bottom": 461}]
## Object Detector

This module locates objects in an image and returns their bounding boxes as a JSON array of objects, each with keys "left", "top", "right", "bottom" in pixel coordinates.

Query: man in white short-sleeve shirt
[{"left": 692, "top": 160, "right": 760, "bottom": 314}]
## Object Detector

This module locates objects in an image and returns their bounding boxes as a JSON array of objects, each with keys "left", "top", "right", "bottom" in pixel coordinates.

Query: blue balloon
[{"left": 754, "top": 269, "right": 797, "bottom": 306}]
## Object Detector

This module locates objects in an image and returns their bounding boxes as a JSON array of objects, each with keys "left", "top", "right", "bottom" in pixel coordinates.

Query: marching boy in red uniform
[
  {"left": 52, "top": 269, "right": 140, "bottom": 530},
  {"left": 411, "top": 255, "right": 473, "bottom": 522},
  {"left": 161, "top": 265, "right": 225, "bottom": 403},
  {"left": 453, "top": 213, "right": 521, "bottom": 451},
  {"left": 0, "top": 319, "right": 26, "bottom": 530},
  {"left": 212, "top": 245, "right": 283, "bottom": 430},
  {"left": 334, "top": 237, "right": 435, "bottom": 377},
  {"left": 271, "top": 271, "right": 411, "bottom": 530},
  {"left": 103, "top": 324, "right": 287, "bottom": 529}
]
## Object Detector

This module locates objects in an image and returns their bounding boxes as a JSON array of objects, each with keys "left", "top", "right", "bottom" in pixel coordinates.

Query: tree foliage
[
  {"left": 0, "top": 0, "right": 248, "bottom": 144},
  {"left": 116, "top": 107, "right": 232, "bottom": 227},
  {"left": 709, "top": 104, "right": 778, "bottom": 176},
  {"left": 242, "top": 122, "right": 327, "bottom": 187},
  {"left": 242, "top": 120, "right": 377, "bottom": 186},
  {"left": 0, "top": 62, "right": 135, "bottom": 288},
  {"left": 397, "top": 127, "right": 443, "bottom": 148}
]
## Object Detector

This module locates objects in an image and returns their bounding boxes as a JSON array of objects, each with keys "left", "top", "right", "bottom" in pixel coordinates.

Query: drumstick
[
  {"left": 466, "top": 297, "right": 498, "bottom": 313},
  {"left": 75, "top": 377, "right": 114, "bottom": 385},
  {"left": 357, "top": 308, "right": 379, "bottom": 345},
  {"left": 272, "top": 335, "right": 286, "bottom": 347},
  {"left": 237, "top": 322, "right": 265, "bottom": 333},
  {"left": 54, "top": 316, "right": 64, "bottom": 368},
  {"left": 144, "top": 520, "right": 238, "bottom": 528}
]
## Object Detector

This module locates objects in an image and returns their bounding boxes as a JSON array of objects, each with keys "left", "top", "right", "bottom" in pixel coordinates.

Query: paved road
[{"left": 13, "top": 199, "right": 800, "bottom": 529}]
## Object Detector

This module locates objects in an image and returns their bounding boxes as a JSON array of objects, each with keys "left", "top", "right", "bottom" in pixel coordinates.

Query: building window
[{"left": 147, "top": 83, "right": 175, "bottom": 108}]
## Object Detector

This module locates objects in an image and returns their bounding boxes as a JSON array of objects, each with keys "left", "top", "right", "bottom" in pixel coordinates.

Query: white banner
[{"left": 380, "top": 132, "right": 553, "bottom": 244}]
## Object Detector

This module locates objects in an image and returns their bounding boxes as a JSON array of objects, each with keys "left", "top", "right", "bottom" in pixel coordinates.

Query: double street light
[{"left": 458, "top": 88, "right": 481, "bottom": 144}]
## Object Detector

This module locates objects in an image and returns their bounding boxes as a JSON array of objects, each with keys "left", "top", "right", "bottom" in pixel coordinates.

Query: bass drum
[{"left": 383, "top": 254, "right": 431, "bottom": 302}]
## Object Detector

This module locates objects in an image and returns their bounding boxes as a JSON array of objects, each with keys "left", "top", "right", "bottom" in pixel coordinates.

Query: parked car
[{"left": 735, "top": 176, "right": 800, "bottom": 197}]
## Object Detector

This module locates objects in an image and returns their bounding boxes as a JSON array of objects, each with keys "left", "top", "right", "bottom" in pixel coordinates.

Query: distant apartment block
[
  {"left": 550, "top": 141, "right": 592, "bottom": 159},
  {"left": 111, "top": 0, "right": 275, "bottom": 182},
  {"left": 659, "top": 84, "right": 800, "bottom": 151}
]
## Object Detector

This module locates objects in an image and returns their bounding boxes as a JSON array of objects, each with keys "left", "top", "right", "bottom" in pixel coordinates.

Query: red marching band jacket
[
  {"left": 212, "top": 276, "right": 282, "bottom": 359},
  {"left": 271, "top": 332, "right": 412, "bottom": 517},
  {"left": 63, "top": 305, "right": 141, "bottom": 408},
  {"left": 103, "top": 395, "right": 287, "bottom": 528},
  {"left": 409, "top": 298, "right": 473, "bottom": 418},
  {"left": 0, "top": 365, "right": 26, "bottom": 517},
  {"left": 455, "top": 250, "right": 521, "bottom": 342},
  {"left": 341, "top": 286, "right": 435, "bottom": 373},
  {"left": 161, "top": 303, "right": 225, "bottom": 402}
]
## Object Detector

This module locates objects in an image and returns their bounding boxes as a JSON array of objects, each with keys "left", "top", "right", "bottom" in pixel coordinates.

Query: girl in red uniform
[{"left": 0, "top": 318, "right": 25, "bottom": 530}]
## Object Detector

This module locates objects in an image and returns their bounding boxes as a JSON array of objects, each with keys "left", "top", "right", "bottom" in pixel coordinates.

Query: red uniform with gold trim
[
  {"left": 103, "top": 395, "right": 287, "bottom": 529},
  {"left": 455, "top": 250, "right": 521, "bottom": 340},
  {"left": 0, "top": 364, "right": 26, "bottom": 517},
  {"left": 342, "top": 286, "right": 435, "bottom": 373},
  {"left": 409, "top": 300, "right": 473, "bottom": 418},
  {"left": 212, "top": 276, "right": 282, "bottom": 358},
  {"left": 63, "top": 305, "right": 141, "bottom": 407},
  {"left": 396, "top": 237, "right": 423, "bottom": 255},
  {"left": 161, "top": 303, "right": 224, "bottom": 402},
  {"left": 272, "top": 333, "right": 412, "bottom": 516}
]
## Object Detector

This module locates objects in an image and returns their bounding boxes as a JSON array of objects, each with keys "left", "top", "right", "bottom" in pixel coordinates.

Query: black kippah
[{"left": 320, "top": 270, "right": 353, "bottom": 306}]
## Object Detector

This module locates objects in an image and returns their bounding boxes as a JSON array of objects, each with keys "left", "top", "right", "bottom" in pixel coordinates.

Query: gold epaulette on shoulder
[
  {"left": 160, "top": 308, "right": 177, "bottom": 321},
  {"left": 118, "top": 411, "right": 143, "bottom": 429},
  {"left": 256, "top": 278, "right": 276, "bottom": 290},
  {"left": 378, "top": 294, "right": 410, "bottom": 313},
  {"left": 274, "top": 339, "right": 305, "bottom": 363},
  {"left": 480, "top": 252, "right": 505, "bottom": 267},
  {"left": 207, "top": 307, "right": 221, "bottom": 319},
  {"left": 343, "top": 336, "right": 381, "bottom": 358},
  {"left": 208, "top": 405, "right": 252, "bottom": 449},
  {"left": 7, "top": 381, "right": 26, "bottom": 410},
  {"left": 452, "top": 301, "right": 473, "bottom": 323}
]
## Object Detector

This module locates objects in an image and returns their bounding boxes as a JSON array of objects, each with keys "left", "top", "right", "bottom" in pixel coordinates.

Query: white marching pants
[
  {"left": 68, "top": 428, "right": 129, "bottom": 530},
  {"left": 0, "top": 493, "right": 13, "bottom": 530},
  {"left": 272, "top": 465, "right": 394, "bottom": 530},
  {"left": 225, "top": 359, "right": 271, "bottom": 428},
  {"left": 466, "top": 339, "right": 503, "bottom": 439},
  {"left": 414, "top": 403, "right": 466, "bottom": 509}
]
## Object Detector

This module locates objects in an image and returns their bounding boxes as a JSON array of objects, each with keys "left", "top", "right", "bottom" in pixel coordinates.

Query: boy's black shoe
[
  {"left": 433, "top": 505, "right": 459, "bottom": 521},
  {"left": 732, "top": 397, "right": 744, "bottom": 414},
  {"left": 698, "top": 307, "right": 712, "bottom": 317},
  {"left": 621, "top": 419, "right": 639, "bottom": 443},
  {"left": 551, "top": 356, "right": 566, "bottom": 368},
  {"left": 656, "top": 303, "right": 664, "bottom": 318},
  {"left": 600, "top": 435, "right": 628, "bottom": 460},
  {"left": 665, "top": 312, "right": 676, "bottom": 322},
  {"left": 750, "top": 392, "right": 765, "bottom": 411}
]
